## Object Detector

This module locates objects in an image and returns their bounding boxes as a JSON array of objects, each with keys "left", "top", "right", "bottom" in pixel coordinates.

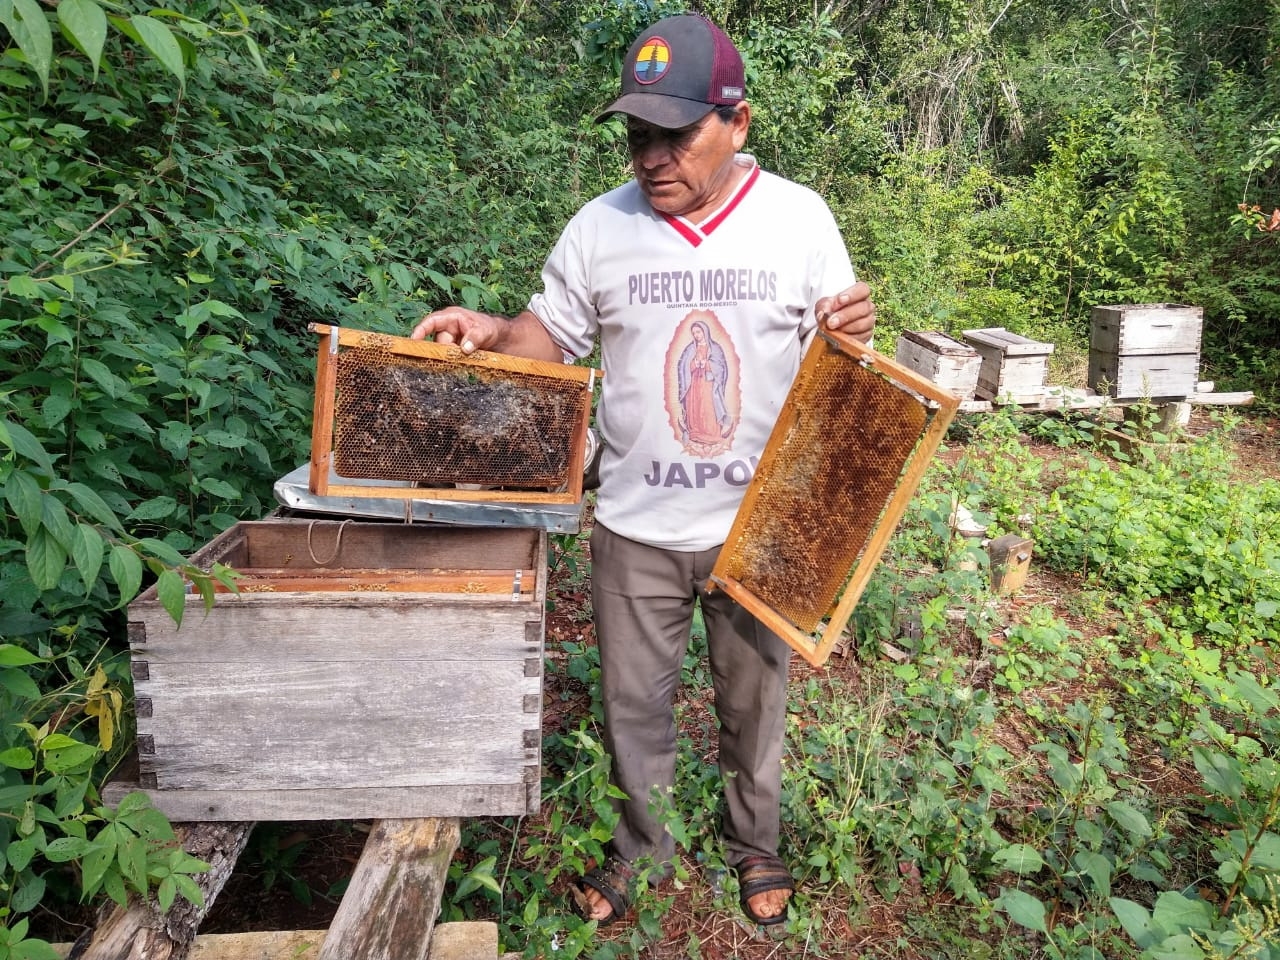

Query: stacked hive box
[
  {"left": 125, "top": 326, "right": 602, "bottom": 822},
  {"left": 1088, "top": 303, "right": 1202, "bottom": 400}
]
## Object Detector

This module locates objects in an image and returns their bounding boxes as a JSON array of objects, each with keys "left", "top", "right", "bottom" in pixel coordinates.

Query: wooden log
[
  {"left": 317, "top": 818, "right": 461, "bottom": 960},
  {"left": 1187, "top": 391, "right": 1255, "bottom": 406},
  {"left": 69, "top": 821, "right": 254, "bottom": 960}
]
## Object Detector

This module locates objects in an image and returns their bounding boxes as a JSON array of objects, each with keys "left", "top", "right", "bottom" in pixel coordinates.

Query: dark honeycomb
[
  {"left": 720, "top": 344, "right": 930, "bottom": 633},
  {"left": 330, "top": 346, "right": 590, "bottom": 490}
]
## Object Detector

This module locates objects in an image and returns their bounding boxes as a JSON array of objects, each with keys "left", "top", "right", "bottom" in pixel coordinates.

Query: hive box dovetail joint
[
  {"left": 894, "top": 330, "right": 982, "bottom": 400},
  {"left": 1088, "top": 303, "right": 1203, "bottom": 400},
  {"left": 961, "top": 327, "right": 1054, "bottom": 404},
  {"left": 127, "top": 519, "right": 546, "bottom": 822}
]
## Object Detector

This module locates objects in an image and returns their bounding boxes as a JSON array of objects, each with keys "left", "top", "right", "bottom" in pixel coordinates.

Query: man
[{"left": 412, "top": 14, "right": 874, "bottom": 928}]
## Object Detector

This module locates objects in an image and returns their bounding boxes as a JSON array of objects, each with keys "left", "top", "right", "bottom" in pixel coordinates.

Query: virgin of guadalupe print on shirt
[{"left": 665, "top": 310, "right": 741, "bottom": 458}]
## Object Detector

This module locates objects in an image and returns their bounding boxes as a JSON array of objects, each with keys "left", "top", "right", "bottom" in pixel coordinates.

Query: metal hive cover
[{"left": 711, "top": 331, "right": 958, "bottom": 666}]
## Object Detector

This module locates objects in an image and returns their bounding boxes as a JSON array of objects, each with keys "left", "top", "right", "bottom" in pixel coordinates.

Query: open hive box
[
  {"left": 126, "top": 519, "right": 547, "bottom": 821},
  {"left": 710, "top": 330, "right": 959, "bottom": 667},
  {"left": 308, "top": 323, "right": 599, "bottom": 504}
]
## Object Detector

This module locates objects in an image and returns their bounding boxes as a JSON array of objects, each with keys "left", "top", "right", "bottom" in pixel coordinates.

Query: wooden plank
[
  {"left": 309, "top": 323, "right": 597, "bottom": 384},
  {"left": 428, "top": 922, "right": 499, "bottom": 960},
  {"left": 959, "top": 389, "right": 1252, "bottom": 413},
  {"left": 218, "top": 571, "right": 535, "bottom": 595},
  {"left": 318, "top": 818, "right": 460, "bottom": 960},
  {"left": 102, "top": 780, "right": 531, "bottom": 821},
  {"left": 320, "top": 483, "right": 579, "bottom": 504},
  {"left": 1090, "top": 303, "right": 1202, "bottom": 355},
  {"left": 961, "top": 327, "right": 1056, "bottom": 357},
  {"left": 58, "top": 931, "right": 328, "bottom": 960},
  {"left": 71, "top": 821, "right": 254, "bottom": 960},
  {"left": 135, "top": 660, "right": 539, "bottom": 791},
  {"left": 236, "top": 521, "right": 540, "bottom": 572},
  {"left": 1188, "top": 391, "right": 1254, "bottom": 406},
  {"left": 129, "top": 602, "right": 542, "bottom": 662},
  {"left": 310, "top": 327, "right": 339, "bottom": 497},
  {"left": 900, "top": 329, "right": 977, "bottom": 355},
  {"left": 60, "top": 925, "right": 511, "bottom": 960}
]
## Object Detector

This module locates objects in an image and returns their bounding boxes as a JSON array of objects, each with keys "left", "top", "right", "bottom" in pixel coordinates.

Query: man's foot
[
  {"left": 735, "top": 855, "right": 794, "bottom": 926},
  {"left": 569, "top": 855, "right": 634, "bottom": 926}
]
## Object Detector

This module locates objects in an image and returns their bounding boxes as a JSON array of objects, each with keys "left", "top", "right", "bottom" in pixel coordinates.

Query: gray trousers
[{"left": 589, "top": 522, "right": 792, "bottom": 870}]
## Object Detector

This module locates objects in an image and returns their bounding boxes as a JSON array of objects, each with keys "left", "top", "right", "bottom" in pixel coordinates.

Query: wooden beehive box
[
  {"left": 962, "top": 327, "right": 1055, "bottom": 404},
  {"left": 1088, "top": 303, "right": 1203, "bottom": 399},
  {"left": 894, "top": 330, "right": 982, "bottom": 400},
  {"left": 126, "top": 519, "right": 546, "bottom": 821}
]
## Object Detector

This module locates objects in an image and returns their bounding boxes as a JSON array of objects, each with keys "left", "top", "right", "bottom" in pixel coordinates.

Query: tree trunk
[{"left": 69, "top": 821, "right": 254, "bottom": 960}]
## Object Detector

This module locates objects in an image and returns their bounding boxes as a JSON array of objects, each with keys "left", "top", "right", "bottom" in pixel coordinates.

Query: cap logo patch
[{"left": 633, "top": 37, "right": 671, "bottom": 85}]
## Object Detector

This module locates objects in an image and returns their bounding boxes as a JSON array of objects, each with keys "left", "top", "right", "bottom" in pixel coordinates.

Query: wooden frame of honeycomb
[
  {"left": 308, "top": 324, "right": 601, "bottom": 504},
  {"left": 710, "top": 329, "right": 960, "bottom": 667}
]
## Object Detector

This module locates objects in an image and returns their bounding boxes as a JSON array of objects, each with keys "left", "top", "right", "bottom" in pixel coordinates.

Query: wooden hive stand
[{"left": 59, "top": 816, "right": 516, "bottom": 959}]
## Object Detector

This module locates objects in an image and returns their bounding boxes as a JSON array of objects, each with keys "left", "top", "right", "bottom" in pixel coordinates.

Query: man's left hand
[{"left": 815, "top": 281, "right": 876, "bottom": 343}]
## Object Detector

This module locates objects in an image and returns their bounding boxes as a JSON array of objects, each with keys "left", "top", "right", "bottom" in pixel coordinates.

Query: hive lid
[
  {"left": 273, "top": 463, "right": 585, "bottom": 533},
  {"left": 709, "top": 330, "right": 960, "bottom": 667},
  {"left": 307, "top": 324, "right": 601, "bottom": 511}
]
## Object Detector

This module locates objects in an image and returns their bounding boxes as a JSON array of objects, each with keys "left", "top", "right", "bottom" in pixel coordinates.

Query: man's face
[{"left": 626, "top": 104, "right": 750, "bottom": 222}]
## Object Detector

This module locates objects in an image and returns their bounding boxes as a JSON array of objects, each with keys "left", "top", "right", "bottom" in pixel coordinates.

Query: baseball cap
[{"left": 594, "top": 15, "right": 745, "bottom": 129}]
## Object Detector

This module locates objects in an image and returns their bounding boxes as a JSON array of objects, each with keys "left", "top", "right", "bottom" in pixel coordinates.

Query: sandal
[
  {"left": 570, "top": 855, "right": 634, "bottom": 927},
  {"left": 734, "top": 855, "right": 794, "bottom": 927}
]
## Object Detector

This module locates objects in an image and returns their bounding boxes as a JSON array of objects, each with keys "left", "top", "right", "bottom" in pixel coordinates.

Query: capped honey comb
[
  {"left": 710, "top": 330, "right": 959, "bottom": 666},
  {"left": 308, "top": 324, "right": 600, "bottom": 505}
]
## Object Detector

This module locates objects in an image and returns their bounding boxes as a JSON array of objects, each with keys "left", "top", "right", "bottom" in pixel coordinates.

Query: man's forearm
[{"left": 491, "top": 310, "right": 567, "bottom": 363}]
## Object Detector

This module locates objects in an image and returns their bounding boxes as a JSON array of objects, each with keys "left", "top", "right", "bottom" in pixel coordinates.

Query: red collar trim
[{"left": 661, "top": 162, "right": 761, "bottom": 248}]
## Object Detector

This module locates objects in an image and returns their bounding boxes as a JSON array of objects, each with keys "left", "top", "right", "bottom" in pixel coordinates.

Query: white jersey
[{"left": 528, "top": 155, "right": 855, "bottom": 551}]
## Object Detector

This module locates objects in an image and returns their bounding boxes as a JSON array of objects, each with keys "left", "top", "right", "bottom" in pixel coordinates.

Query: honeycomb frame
[
  {"left": 308, "top": 324, "right": 601, "bottom": 505},
  {"left": 709, "top": 329, "right": 959, "bottom": 667}
]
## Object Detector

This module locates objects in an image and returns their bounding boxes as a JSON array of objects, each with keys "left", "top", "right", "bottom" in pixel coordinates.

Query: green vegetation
[
  {"left": 459, "top": 415, "right": 1280, "bottom": 958},
  {"left": 2, "top": 1, "right": 1279, "bottom": 957}
]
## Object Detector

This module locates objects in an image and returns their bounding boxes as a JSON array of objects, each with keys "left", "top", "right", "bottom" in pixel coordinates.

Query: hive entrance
[
  {"left": 711, "top": 331, "right": 958, "bottom": 666},
  {"left": 308, "top": 325, "right": 600, "bottom": 505}
]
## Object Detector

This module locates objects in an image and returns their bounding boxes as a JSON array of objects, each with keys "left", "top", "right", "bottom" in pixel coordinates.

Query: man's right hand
[
  {"left": 411, "top": 306, "right": 503, "bottom": 355},
  {"left": 411, "top": 307, "right": 566, "bottom": 363}
]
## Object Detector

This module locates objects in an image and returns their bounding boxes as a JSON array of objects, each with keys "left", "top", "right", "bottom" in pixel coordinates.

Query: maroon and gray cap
[{"left": 595, "top": 15, "right": 745, "bottom": 129}]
